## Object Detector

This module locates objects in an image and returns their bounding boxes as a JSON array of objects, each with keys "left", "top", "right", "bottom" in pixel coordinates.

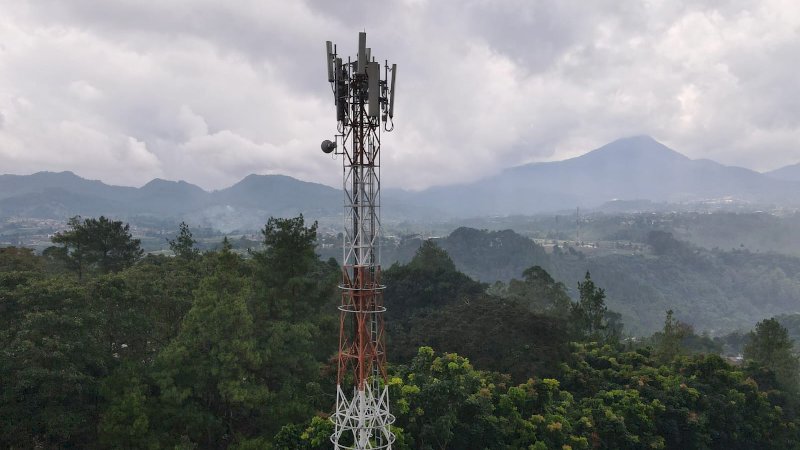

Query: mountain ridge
[
  {"left": 2, "top": 136, "right": 800, "bottom": 229},
  {"left": 767, "top": 162, "right": 800, "bottom": 182}
]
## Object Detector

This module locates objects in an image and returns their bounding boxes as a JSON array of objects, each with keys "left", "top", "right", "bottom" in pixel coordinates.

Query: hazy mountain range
[
  {"left": 766, "top": 162, "right": 800, "bottom": 182},
  {"left": 401, "top": 135, "right": 800, "bottom": 215},
  {"left": 2, "top": 136, "right": 799, "bottom": 231}
]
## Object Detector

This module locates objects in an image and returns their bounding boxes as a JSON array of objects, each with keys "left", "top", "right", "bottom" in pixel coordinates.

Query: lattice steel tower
[{"left": 321, "top": 32, "right": 397, "bottom": 449}]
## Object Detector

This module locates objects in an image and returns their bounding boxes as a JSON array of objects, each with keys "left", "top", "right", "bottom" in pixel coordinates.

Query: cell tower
[{"left": 321, "top": 32, "right": 397, "bottom": 449}]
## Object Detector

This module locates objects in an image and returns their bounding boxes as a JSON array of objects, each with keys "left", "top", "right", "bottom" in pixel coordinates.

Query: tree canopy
[
  {"left": 50, "top": 215, "right": 143, "bottom": 279},
  {"left": 2, "top": 216, "right": 800, "bottom": 448}
]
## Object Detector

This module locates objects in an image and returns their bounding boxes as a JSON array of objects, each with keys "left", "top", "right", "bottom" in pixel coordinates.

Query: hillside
[
  {"left": 375, "top": 227, "right": 800, "bottom": 335},
  {"left": 767, "top": 162, "right": 800, "bottom": 182}
]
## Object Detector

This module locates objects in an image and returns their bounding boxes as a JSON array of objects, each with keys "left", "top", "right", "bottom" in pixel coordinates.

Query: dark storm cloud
[{"left": 1, "top": 0, "right": 799, "bottom": 190}]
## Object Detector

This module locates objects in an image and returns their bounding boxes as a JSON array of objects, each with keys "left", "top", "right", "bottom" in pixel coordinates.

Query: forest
[
  {"left": 358, "top": 226, "right": 800, "bottom": 335},
  {"left": 2, "top": 215, "right": 800, "bottom": 449}
]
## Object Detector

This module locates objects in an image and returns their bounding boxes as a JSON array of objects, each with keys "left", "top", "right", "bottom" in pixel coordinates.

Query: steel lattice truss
[{"left": 323, "top": 33, "right": 397, "bottom": 450}]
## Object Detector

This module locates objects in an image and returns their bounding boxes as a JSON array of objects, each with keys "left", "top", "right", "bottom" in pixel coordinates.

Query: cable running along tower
[{"left": 321, "top": 32, "right": 397, "bottom": 449}]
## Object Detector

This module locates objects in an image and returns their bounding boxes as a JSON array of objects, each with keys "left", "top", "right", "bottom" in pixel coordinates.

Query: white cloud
[{"left": 1, "top": 0, "right": 799, "bottom": 190}]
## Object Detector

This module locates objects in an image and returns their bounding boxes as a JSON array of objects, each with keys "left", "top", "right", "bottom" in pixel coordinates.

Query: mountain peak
[
  {"left": 140, "top": 178, "right": 207, "bottom": 195},
  {"left": 579, "top": 135, "right": 689, "bottom": 163},
  {"left": 31, "top": 170, "right": 81, "bottom": 179},
  {"left": 141, "top": 177, "right": 170, "bottom": 187}
]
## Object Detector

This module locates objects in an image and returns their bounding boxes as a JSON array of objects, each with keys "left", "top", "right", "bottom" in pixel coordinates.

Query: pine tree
[
  {"left": 744, "top": 318, "right": 800, "bottom": 394},
  {"left": 168, "top": 222, "right": 199, "bottom": 259}
]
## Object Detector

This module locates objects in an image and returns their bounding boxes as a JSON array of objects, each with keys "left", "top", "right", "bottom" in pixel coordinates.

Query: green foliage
[
  {"left": 653, "top": 309, "right": 689, "bottom": 363},
  {"left": 3, "top": 216, "right": 800, "bottom": 448},
  {"left": 560, "top": 343, "right": 800, "bottom": 449},
  {"left": 169, "top": 221, "right": 200, "bottom": 259},
  {"left": 776, "top": 313, "right": 800, "bottom": 351},
  {"left": 51, "top": 215, "right": 143, "bottom": 279},
  {"left": 382, "top": 226, "right": 800, "bottom": 334},
  {"left": 570, "top": 272, "right": 620, "bottom": 343},
  {"left": 391, "top": 347, "right": 505, "bottom": 449},
  {"left": 98, "top": 363, "right": 158, "bottom": 449},
  {"left": 744, "top": 318, "right": 800, "bottom": 394},
  {"left": 115, "top": 254, "right": 203, "bottom": 352},
  {"left": 407, "top": 240, "right": 457, "bottom": 272},
  {"left": 0, "top": 246, "right": 42, "bottom": 272},
  {"left": 272, "top": 416, "right": 333, "bottom": 450},
  {"left": 248, "top": 215, "right": 338, "bottom": 433},
  {"left": 385, "top": 243, "right": 571, "bottom": 379},
  {"left": 0, "top": 277, "right": 108, "bottom": 448},
  {"left": 650, "top": 310, "right": 722, "bottom": 363},
  {"left": 503, "top": 265, "right": 571, "bottom": 318},
  {"left": 647, "top": 230, "right": 693, "bottom": 258},
  {"left": 391, "top": 295, "right": 571, "bottom": 381},
  {"left": 254, "top": 215, "right": 318, "bottom": 288},
  {"left": 383, "top": 240, "right": 484, "bottom": 320},
  {"left": 437, "top": 227, "right": 550, "bottom": 282},
  {"left": 150, "top": 246, "right": 270, "bottom": 448},
  {"left": 386, "top": 344, "right": 800, "bottom": 450}
]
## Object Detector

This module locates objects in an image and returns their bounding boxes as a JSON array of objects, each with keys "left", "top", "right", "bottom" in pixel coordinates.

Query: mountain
[
  {"left": 766, "top": 162, "right": 800, "bottom": 182},
  {"left": 127, "top": 179, "right": 210, "bottom": 215},
  {"left": 402, "top": 136, "right": 800, "bottom": 216},
  {"left": 0, "top": 171, "right": 137, "bottom": 202},
  {"left": 213, "top": 174, "right": 339, "bottom": 214},
  {"left": 0, "top": 171, "right": 342, "bottom": 232},
  {"left": 195, "top": 174, "right": 342, "bottom": 232},
  {"left": 0, "top": 188, "right": 121, "bottom": 218},
  {"left": 3, "top": 136, "right": 800, "bottom": 229}
]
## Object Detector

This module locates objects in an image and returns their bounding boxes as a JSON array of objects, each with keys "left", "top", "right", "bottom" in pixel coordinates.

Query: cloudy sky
[{"left": 1, "top": 0, "right": 799, "bottom": 190}]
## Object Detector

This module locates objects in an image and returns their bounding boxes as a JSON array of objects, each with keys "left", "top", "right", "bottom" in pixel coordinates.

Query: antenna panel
[
  {"left": 335, "top": 57, "right": 346, "bottom": 121},
  {"left": 388, "top": 64, "right": 397, "bottom": 119},
  {"left": 326, "top": 41, "right": 334, "bottom": 82},
  {"left": 358, "top": 32, "right": 367, "bottom": 74},
  {"left": 367, "top": 61, "right": 380, "bottom": 118}
]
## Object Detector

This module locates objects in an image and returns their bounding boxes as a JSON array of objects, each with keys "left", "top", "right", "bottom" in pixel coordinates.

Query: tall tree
[
  {"left": 254, "top": 215, "right": 318, "bottom": 294},
  {"left": 744, "top": 318, "right": 800, "bottom": 394},
  {"left": 383, "top": 240, "right": 485, "bottom": 320},
  {"left": 570, "top": 272, "right": 610, "bottom": 342},
  {"left": 151, "top": 245, "right": 269, "bottom": 448},
  {"left": 248, "top": 216, "right": 337, "bottom": 432},
  {"left": 168, "top": 222, "right": 199, "bottom": 260},
  {"left": 653, "top": 310, "right": 687, "bottom": 363},
  {"left": 51, "top": 216, "right": 143, "bottom": 279},
  {"left": 407, "top": 240, "right": 457, "bottom": 272},
  {"left": 505, "top": 265, "right": 571, "bottom": 317}
]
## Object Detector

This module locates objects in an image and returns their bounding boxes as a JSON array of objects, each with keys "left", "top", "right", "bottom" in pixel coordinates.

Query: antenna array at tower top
[{"left": 325, "top": 32, "right": 397, "bottom": 132}]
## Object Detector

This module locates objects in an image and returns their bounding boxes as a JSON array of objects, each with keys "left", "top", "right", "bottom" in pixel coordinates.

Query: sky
[{"left": 1, "top": 0, "right": 799, "bottom": 190}]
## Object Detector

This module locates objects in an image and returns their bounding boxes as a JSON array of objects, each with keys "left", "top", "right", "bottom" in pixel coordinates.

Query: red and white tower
[{"left": 321, "top": 32, "right": 397, "bottom": 449}]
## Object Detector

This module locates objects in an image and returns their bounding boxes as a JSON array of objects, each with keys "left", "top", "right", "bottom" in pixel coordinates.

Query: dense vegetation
[
  {"left": 1, "top": 215, "right": 800, "bottom": 448},
  {"left": 438, "top": 210, "right": 800, "bottom": 257},
  {"left": 369, "top": 226, "right": 800, "bottom": 335}
]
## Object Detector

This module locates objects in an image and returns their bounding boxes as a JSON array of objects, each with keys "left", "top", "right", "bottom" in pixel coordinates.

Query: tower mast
[{"left": 321, "top": 32, "right": 397, "bottom": 450}]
